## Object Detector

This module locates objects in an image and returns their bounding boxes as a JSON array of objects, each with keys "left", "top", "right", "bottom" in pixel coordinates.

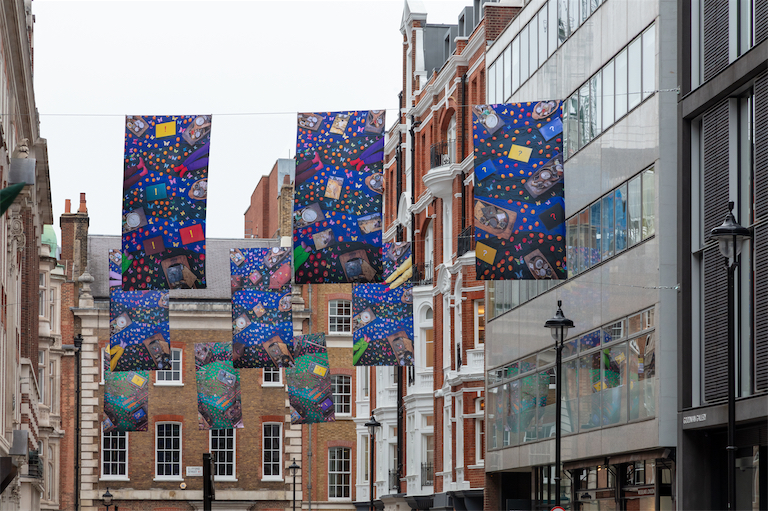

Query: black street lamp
[
  {"left": 544, "top": 300, "right": 574, "bottom": 507},
  {"left": 289, "top": 457, "right": 300, "bottom": 511},
  {"left": 709, "top": 201, "right": 751, "bottom": 510},
  {"left": 101, "top": 487, "right": 113, "bottom": 511},
  {"left": 364, "top": 414, "right": 381, "bottom": 511},
  {"left": 74, "top": 334, "right": 83, "bottom": 511}
]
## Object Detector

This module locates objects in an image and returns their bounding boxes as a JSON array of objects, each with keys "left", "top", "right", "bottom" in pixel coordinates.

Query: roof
[
  {"left": 87, "top": 235, "right": 278, "bottom": 300},
  {"left": 42, "top": 224, "right": 57, "bottom": 253}
]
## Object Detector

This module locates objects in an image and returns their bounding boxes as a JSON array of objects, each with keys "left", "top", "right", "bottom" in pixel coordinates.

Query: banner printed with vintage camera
[
  {"left": 122, "top": 115, "right": 211, "bottom": 291},
  {"left": 352, "top": 242, "right": 414, "bottom": 366},
  {"left": 230, "top": 248, "right": 293, "bottom": 369},
  {"left": 286, "top": 333, "right": 335, "bottom": 425},
  {"left": 195, "top": 342, "right": 244, "bottom": 430},
  {"left": 103, "top": 351, "right": 150, "bottom": 432},
  {"left": 293, "top": 110, "right": 385, "bottom": 284},
  {"left": 472, "top": 102, "right": 566, "bottom": 280},
  {"left": 109, "top": 249, "right": 171, "bottom": 372}
]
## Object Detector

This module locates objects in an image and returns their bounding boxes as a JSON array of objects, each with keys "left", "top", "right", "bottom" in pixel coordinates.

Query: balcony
[
  {"left": 457, "top": 225, "right": 475, "bottom": 257},
  {"left": 421, "top": 462, "right": 434, "bottom": 486},
  {"left": 413, "top": 262, "right": 434, "bottom": 286},
  {"left": 429, "top": 140, "right": 456, "bottom": 169},
  {"left": 466, "top": 348, "right": 484, "bottom": 374},
  {"left": 388, "top": 469, "right": 399, "bottom": 492},
  {"left": 27, "top": 450, "right": 43, "bottom": 479}
]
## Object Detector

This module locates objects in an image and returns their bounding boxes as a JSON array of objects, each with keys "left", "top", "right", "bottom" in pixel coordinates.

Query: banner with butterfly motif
[
  {"left": 293, "top": 110, "right": 385, "bottom": 284},
  {"left": 108, "top": 249, "right": 171, "bottom": 372},
  {"left": 102, "top": 350, "right": 150, "bottom": 433},
  {"left": 352, "top": 242, "right": 414, "bottom": 366},
  {"left": 286, "top": 333, "right": 335, "bottom": 424},
  {"left": 122, "top": 115, "right": 211, "bottom": 290},
  {"left": 195, "top": 342, "right": 244, "bottom": 430},
  {"left": 230, "top": 248, "right": 293, "bottom": 369},
  {"left": 472, "top": 102, "right": 566, "bottom": 280}
]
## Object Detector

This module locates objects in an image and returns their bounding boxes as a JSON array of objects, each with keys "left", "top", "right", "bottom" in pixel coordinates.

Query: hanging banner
[
  {"left": 472, "top": 102, "right": 566, "bottom": 280},
  {"left": 103, "top": 351, "right": 150, "bottom": 432},
  {"left": 122, "top": 115, "right": 211, "bottom": 290},
  {"left": 229, "top": 248, "right": 293, "bottom": 369},
  {"left": 353, "top": 242, "right": 414, "bottom": 366},
  {"left": 109, "top": 249, "right": 171, "bottom": 371},
  {"left": 286, "top": 333, "right": 335, "bottom": 424},
  {"left": 293, "top": 110, "right": 385, "bottom": 284},
  {"left": 195, "top": 342, "right": 244, "bottom": 430}
]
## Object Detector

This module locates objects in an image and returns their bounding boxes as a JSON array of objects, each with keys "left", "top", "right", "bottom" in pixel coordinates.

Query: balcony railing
[
  {"left": 28, "top": 450, "right": 43, "bottom": 479},
  {"left": 457, "top": 225, "right": 475, "bottom": 257},
  {"left": 430, "top": 140, "right": 456, "bottom": 169},
  {"left": 421, "top": 462, "right": 434, "bottom": 486},
  {"left": 413, "top": 262, "right": 434, "bottom": 286},
  {"left": 389, "top": 469, "right": 399, "bottom": 492}
]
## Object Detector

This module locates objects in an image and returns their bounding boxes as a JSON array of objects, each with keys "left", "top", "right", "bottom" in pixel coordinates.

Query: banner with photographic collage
[
  {"left": 109, "top": 249, "right": 171, "bottom": 372},
  {"left": 195, "top": 342, "right": 244, "bottom": 430},
  {"left": 102, "top": 350, "right": 150, "bottom": 432},
  {"left": 471, "top": 101, "right": 566, "bottom": 280},
  {"left": 230, "top": 248, "right": 293, "bottom": 369},
  {"left": 352, "top": 242, "right": 414, "bottom": 366},
  {"left": 285, "top": 333, "right": 335, "bottom": 425},
  {"left": 293, "top": 110, "right": 385, "bottom": 284},
  {"left": 122, "top": 115, "right": 211, "bottom": 290}
]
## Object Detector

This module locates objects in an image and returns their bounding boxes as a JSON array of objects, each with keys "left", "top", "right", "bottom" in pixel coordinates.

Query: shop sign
[{"left": 682, "top": 413, "right": 707, "bottom": 425}]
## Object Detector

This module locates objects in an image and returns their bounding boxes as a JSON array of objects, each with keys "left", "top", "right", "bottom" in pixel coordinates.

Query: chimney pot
[
  {"left": 78, "top": 193, "right": 87, "bottom": 213},
  {"left": 65, "top": 199, "right": 71, "bottom": 214}
]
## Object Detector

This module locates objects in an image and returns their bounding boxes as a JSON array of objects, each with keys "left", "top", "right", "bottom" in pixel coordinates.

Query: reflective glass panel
[
  {"left": 642, "top": 168, "right": 655, "bottom": 239},
  {"left": 580, "top": 330, "right": 601, "bottom": 351},
  {"left": 629, "top": 332, "right": 655, "bottom": 420},
  {"left": 520, "top": 355, "right": 537, "bottom": 373},
  {"left": 601, "top": 344, "right": 627, "bottom": 426},
  {"left": 488, "top": 63, "right": 496, "bottom": 105},
  {"left": 642, "top": 26, "right": 655, "bottom": 100},
  {"left": 507, "top": 380, "right": 521, "bottom": 446},
  {"left": 558, "top": 0, "right": 569, "bottom": 44},
  {"left": 627, "top": 38, "right": 642, "bottom": 109},
  {"left": 567, "top": 215, "right": 579, "bottom": 277},
  {"left": 615, "top": 49, "right": 628, "bottom": 119},
  {"left": 579, "top": 352, "right": 602, "bottom": 430},
  {"left": 496, "top": 54, "right": 504, "bottom": 105},
  {"left": 539, "top": 9, "right": 548, "bottom": 65},
  {"left": 615, "top": 184, "right": 628, "bottom": 252},
  {"left": 590, "top": 201, "right": 601, "bottom": 266},
  {"left": 520, "top": 26, "right": 529, "bottom": 84},
  {"left": 529, "top": 17, "right": 539, "bottom": 72},
  {"left": 548, "top": 0, "right": 558, "bottom": 56},
  {"left": 538, "top": 368, "right": 557, "bottom": 439},
  {"left": 538, "top": 349, "right": 556, "bottom": 367},
  {"left": 602, "top": 60, "right": 615, "bottom": 128},
  {"left": 578, "top": 208, "right": 590, "bottom": 272},
  {"left": 591, "top": 71, "right": 602, "bottom": 137},
  {"left": 579, "top": 83, "right": 591, "bottom": 149},
  {"left": 562, "top": 359, "right": 579, "bottom": 434},
  {"left": 512, "top": 37, "right": 520, "bottom": 91},
  {"left": 503, "top": 45, "right": 512, "bottom": 101},
  {"left": 520, "top": 375, "right": 538, "bottom": 442},
  {"left": 627, "top": 175, "right": 642, "bottom": 247},
  {"left": 601, "top": 194, "right": 615, "bottom": 259},
  {"left": 568, "top": 0, "right": 579, "bottom": 34}
]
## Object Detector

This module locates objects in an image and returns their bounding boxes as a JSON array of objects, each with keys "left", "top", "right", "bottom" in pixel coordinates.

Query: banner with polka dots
[
  {"left": 285, "top": 334, "right": 336, "bottom": 424},
  {"left": 122, "top": 115, "right": 211, "bottom": 290},
  {"left": 293, "top": 110, "right": 385, "bottom": 284},
  {"left": 472, "top": 102, "right": 566, "bottom": 280}
]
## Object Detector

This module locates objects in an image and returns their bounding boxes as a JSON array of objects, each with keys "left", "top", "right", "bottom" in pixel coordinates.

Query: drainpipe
[
  {"left": 409, "top": 116, "right": 421, "bottom": 282},
  {"left": 460, "top": 73, "right": 467, "bottom": 232}
]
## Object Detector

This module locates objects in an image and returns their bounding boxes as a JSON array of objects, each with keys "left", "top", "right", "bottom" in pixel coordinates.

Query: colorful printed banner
[
  {"left": 472, "top": 102, "right": 566, "bottom": 280},
  {"left": 122, "top": 115, "right": 211, "bottom": 290},
  {"left": 103, "top": 348, "right": 149, "bottom": 432},
  {"left": 286, "top": 334, "right": 335, "bottom": 424},
  {"left": 293, "top": 110, "right": 385, "bottom": 284},
  {"left": 353, "top": 242, "right": 414, "bottom": 366},
  {"left": 109, "top": 249, "right": 171, "bottom": 371},
  {"left": 195, "top": 342, "right": 244, "bottom": 430},
  {"left": 230, "top": 248, "right": 293, "bottom": 368}
]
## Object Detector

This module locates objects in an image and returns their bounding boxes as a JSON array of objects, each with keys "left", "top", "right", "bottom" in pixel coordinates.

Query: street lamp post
[
  {"left": 74, "top": 334, "right": 83, "bottom": 511},
  {"left": 544, "top": 300, "right": 574, "bottom": 507},
  {"left": 289, "top": 458, "right": 300, "bottom": 511},
  {"left": 101, "top": 487, "right": 113, "bottom": 511},
  {"left": 364, "top": 414, "right": 381, "bottom": 511},
  {"left": 709, "top": 201, "right": 751, "bottom": 510}
]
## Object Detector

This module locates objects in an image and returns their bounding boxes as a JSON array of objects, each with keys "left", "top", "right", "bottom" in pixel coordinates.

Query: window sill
[
  {"left": 468, "top": 463, "right": 484, "bottom": 469},
  {"left": 261, "top": 476, "right": 284, "bottom": 482},
  {"left": 261, "top": 382, "right": 284, "bottom": 388},
  {"left": 334, "top": 414, "right": 353, "bottom": 420},
  {"left": 100, "top": 476, "right": 130, "bottom": 482},
  {"left": 214, "top": 476, "right": 238, "bottom": 482},
  {"left": 154, "top": 382, "right": 184, "bottom": 387},
  {"left": 153, "top": 476, "right": 183, "bottom": 482},
  {"left": 326, "top": 332, "right": 352, "bottom": 336}
]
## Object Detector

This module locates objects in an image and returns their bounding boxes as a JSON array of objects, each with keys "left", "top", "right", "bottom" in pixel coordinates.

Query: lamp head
[
  {"left": 709, "top": 201, "right": 751, "bottom": 260},
  {"left": 364, "top": 414, "right": 381, "bottom": 437},
  {"left": 544, "top": 300, "right": 574, "bottom": 342},
  {"left": 74, "top": 333, "right": 83, "bottom": 350},
  {"left": 101, "top": 487, "right": 113, "bottom": 506}
]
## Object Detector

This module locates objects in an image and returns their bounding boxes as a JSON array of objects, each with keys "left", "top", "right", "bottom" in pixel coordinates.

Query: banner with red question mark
[{"left": 472, "top": 102, "right": 566, "bottom": 280}]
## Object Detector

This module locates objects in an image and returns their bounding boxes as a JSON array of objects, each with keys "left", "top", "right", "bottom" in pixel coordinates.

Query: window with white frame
[
  {"left": 475, "top": 398, "right": 484, "bottom": 464},
  {"left": 328, "top": 447, "right": 351, "bottom": 499},
  {"left": 263, "top": 366, "right": 282, "bottom": 385},
  {"left": 331, "top": 375, "right": 351, "bottom": 415},
  {"left": 38, "top": 350, "right": 45, "bottom": 404},
  {"left": 328, "top": 299, "right": 352, "bottom": 333},
  {"left": 49, "top": 287, "right": 56, "bottom": 328},
  {"left": 39, "top": 273, "right": 46, "bottom": 317},
  {"left": 474, "top": 300, "right": 485, "bottom": 347},
  {"left": 102, "top": 431, "right": 128, "bottom": 479},
  {"left": 262, "top": 423, "right": 282, "bottom": 479},
  {"left": 360, "top": 434, "right": 369, "bottom": 483},
  {"left": 155, "top": 423, "right": 182, "bottom": 479},
  {"left": 358, "top": 367, "right": 369, "bottom": 400},
  {"left": 100, "top": 347, "right": 108, "bottom": 385},
  {"left": 210, "top": 429, "right": 236, "bottom": 480},
  {"left": 156, "top": 348, "right": 182, "bottom": 384}
]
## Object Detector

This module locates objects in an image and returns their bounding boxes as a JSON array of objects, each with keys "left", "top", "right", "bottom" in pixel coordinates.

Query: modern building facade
[
  {"left": 482, "top": 0, "right": 679, "bottom": 509},
  {"left": 677, "top": 0, "right": 768, "bottom": 508},
  {"left": 360, "top": 2, "right": 518, "bottom": 510},
  {"left": 0, "top": 1, "right": 56, "bottom": 510}
]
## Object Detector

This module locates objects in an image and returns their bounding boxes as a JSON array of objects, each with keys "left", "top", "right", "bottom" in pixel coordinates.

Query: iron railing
[
  {"left": 388, "top": 469, "right": 399, "bottom": 491},
  {"left": 28, "top": 450, "right": 43, "bottom": 479},
  {"left": 457, "top": 225, "right": 475, "bottom": 256},
  {"left": 421, "top": 462, "right": 434, "bottom": 486},
  {"left": 429, "top": 140, "right": 456, "bottom": 169},
  {"left": 412, "top": 262, "right": 434, "bottom": 286}
]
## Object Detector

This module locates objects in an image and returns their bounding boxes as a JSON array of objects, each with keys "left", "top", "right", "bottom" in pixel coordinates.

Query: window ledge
[
  {"left": 99, "top": 476, "right": 130, "bottom": 482},
  {"left": 154, "top": 382, "right": 184, "bottom": 387},
  {"left": 261, "top": 382, "right": 284, "bottom": 388},
  {"left": 335, "top": 414, "right": 352, "bottom": 419},
  {"left": 214, "top": 476, "right": 238, "bottom": 482},
  {"left": 153, "top": 476, "right": 183, "bottom": 482},
  {"left": 468, "top": 463, "right": 484, "bottom": 469},
  {"left": 326, "top": 332, "right": 352, "bottom": 337},
  {"left": 261, "top": 476, "right": 284, "bottom": 482}
]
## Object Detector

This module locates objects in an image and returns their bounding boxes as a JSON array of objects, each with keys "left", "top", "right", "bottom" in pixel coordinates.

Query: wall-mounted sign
[
  {"left": 186, "top": 466, "right": 203, "bottom": 477},
  {"left": 682, "top": 413, "right": 707, "bottom": 424}
]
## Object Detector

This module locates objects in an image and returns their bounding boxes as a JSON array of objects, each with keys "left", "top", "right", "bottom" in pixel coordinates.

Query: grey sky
[{"left": 33, "top": 0, "right": 472, "bottom": 241}]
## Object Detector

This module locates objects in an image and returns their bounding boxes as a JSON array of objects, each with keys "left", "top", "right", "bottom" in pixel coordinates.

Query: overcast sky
[{"left": 33, "top": 0, "right": 472, "bottom": 241}]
